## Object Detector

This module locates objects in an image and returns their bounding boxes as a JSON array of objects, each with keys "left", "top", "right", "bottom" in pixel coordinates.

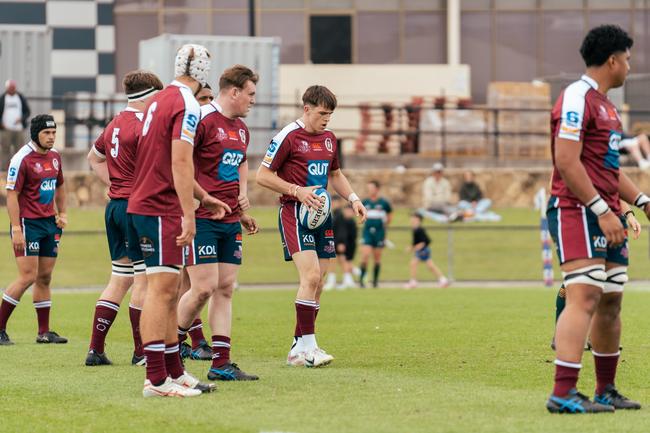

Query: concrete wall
[
  {"left": 8, "top": 167, "right": 649, "bottom": 209},
  {"left": 277, "top": 64, "right": 471, "bottom": 135}
]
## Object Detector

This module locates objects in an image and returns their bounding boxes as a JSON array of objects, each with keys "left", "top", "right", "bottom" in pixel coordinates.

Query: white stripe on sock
[
  {"left": 164, "top": 345, "right": 180, "bottom": 354},
  {"left": 554, "top": 359, "right": 582, "bottom": 369},
  {"left": 2, "top": 293, "right": 19, "bottom": 306},
  {"left": 128, "top": 303, "right": 142, "bottom": 311},
  {"left": 592, "top": 350, "right": 621, "bottom": 357},
  {"left": 144, "top": 344, "right": 165, "bottom": 352},
  {"left": 33, "top": 301, "right": 52, "bottom": 309},
  {"left": 96, "top": 301, "right": 120, "bottom": 312}
]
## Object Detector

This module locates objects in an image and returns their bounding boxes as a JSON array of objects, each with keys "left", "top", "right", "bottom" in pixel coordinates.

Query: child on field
[{"left": 404, "top": 213, "right": 449, "bottom": 289}]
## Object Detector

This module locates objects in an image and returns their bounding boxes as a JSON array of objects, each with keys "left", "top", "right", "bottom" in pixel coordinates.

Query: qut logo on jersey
[
  {"left": 38, "top": 178, "right": 57, "bottom": 204},
  {"left": 306, "top": 160, "right": 329, "bottom": 186},
  {"left": 218, "top": 150, "right": 244, "bottom": 182},
  {"left": 604, "top": 130, "right": 621, "bottom": 170}
]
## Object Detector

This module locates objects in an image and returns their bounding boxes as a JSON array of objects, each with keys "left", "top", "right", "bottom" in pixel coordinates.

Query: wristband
[
  {"left": 624, "top": 210, "right": 635, "bottom": 218},
  {"left": 634, "top": 192, "right": 650, "bottom": 210},
  {"left": 348, "top": 192, "right": 360, "bottom": 203},
  {"left": 586, "top": 195, "right": 610, "bottom": 216}
]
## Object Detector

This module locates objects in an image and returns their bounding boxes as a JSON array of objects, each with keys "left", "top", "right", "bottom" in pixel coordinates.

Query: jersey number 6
[{"left": 142, "top": 102, "right": 158, "bottom": 136}]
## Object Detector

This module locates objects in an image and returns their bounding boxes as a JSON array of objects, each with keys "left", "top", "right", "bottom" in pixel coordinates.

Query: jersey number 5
[
  {"left": 110, "top": 128, "right": 120, "bottom": 158},
  {"left": 142, "top": 102, "right": 158, "bottom": 136}
]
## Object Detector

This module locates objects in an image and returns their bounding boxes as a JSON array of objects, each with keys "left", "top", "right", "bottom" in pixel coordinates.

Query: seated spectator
[
  {"left": 457, "top": 170, "right": 492, "bottom": 216},
  {"left": 420, "top": 162, "right": 452, "bottom": 223},
  {"left": 452, "top": 171, "right": 501, "bottom": 222},
  {"left": 619, "top": 133, "right": 650, "bottom": 169}
]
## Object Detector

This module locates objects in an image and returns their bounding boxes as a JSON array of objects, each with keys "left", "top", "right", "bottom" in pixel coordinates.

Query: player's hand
[
  {"left": 296, "top": 185, "right": 322, "bottom": 210},
  {"left": 626, "top": 212, "right": 642, "bottom": 240},
  {"left": 240, "top": 214, "right": 259, "bottom": 235},
  {"left": 238, "top": 194, "right": 251, "bottom": 211},
  {"left": 201, "top": 195, "right": 232, "bottom": 220},
  {"left": 597, "top": 211, "right": 625, "bottom": 246},
  {"left": 352, "top": 200, "right": 367, "bottom": 223},
  {"left": 55, "top": 212, "right": 67, "bottom": 229},
  {"left": 177, "top": 215, "right": 196, "bottom": 246},
  {"left": 11, "top": 226, "right": 25, "bottom": 252}
]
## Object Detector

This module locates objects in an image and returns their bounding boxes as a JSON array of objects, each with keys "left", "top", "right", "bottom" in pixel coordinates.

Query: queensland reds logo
[
  {"left": 298, "top": 140, "right": 310, "bottom": 153},
  {"left": 33, "top": 162, "right": 43, "bottom": 174},
  {"left": 216, "top": 127, "right": 228, "bottom": 141},
  {"left": 53, "top": 159, "right": 59, "bottom": 171},
  {"left": 325, "top": 137, "right": 333, "bottom": 152},
  {"left": 238, "top": 129, "right": 246, "bottom": 143}
]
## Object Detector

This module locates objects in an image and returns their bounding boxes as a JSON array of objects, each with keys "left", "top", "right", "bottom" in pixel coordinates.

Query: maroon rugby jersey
[
  {"left": 194, "top": 102, "right": 249, "bottom": 223},
  {"left": 550, "top": 74, "right": 622, "bottom": 214},
  {"left": 93, "top": 107, "right": 144, "bottom": 199},
  {"left": 6, "top": 142, "right": 64, "bottom": 219},
  {"left": 261, "top": 119, "right": 340, "bottom": 203},
  {"left": 127, "top": 81, "right": 201, "bottom": 217}
]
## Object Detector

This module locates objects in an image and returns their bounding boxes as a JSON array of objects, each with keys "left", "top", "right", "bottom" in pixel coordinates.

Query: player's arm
[
  {"left": 192, "top": 180, "right": 231, "bottom": 220},
  {"left": 328, "top": 168, "right": 367, "bottom": 223},
  {"left": 256, "top": 164, "right": 322, "bottom": 210},
  {"left": 87, "top": 148, "right": 110, "bottom": 186},
  {"left": 6, "top": 190, "right": 24, "bottom": 251},
  {"left": 619, "top": 171, "right": 650, "bottom": 221},
  {"left": 172, "top": 139, "right": 196, "bottom": 245},
  {"left": 621, "top": 199, "right": 641, "bottom": 239},
  {"left": 238, "top": 160, "right": 250, "bottom": 211},
  {"left": 54, "top": 183, "right": 67, "bottom": 229}
]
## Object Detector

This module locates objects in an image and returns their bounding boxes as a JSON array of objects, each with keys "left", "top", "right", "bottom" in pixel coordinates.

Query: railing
[{"left": 25, "top": 94, "right": 650, "bottom": 166}]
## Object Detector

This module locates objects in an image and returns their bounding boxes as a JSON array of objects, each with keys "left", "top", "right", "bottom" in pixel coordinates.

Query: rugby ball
[{"left": 299, "top": 188, "right": 331, "bottom": 230}]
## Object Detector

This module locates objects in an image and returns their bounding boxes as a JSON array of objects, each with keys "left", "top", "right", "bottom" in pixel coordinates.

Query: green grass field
[
  {"left": 2, "top": 206, "right": 650, "bottom": 287},
  {"left": 3, "top": 286, "right": 650, "bottom": 433}
]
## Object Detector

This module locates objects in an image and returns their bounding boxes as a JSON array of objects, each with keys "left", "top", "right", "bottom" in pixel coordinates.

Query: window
[{"left": 310, "top": 15, "right": 352, "bottom": 63}]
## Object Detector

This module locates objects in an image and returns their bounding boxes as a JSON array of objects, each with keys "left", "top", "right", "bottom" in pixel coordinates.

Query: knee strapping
[
  {"left": 132, "top": 260, "right": 146, "bottom": 275},
  {"left": 111, "top": 261, "right": 134, "bottom": 277},
  {"left": 562, "top": 264, "right": 607, "bottom": 290},
  {"left": 603, "top": 266, "right": 627, "bottom": 294}
]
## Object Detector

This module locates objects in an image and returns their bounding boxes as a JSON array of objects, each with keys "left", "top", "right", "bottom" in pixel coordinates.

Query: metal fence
[{"left": 3, "top": 224, "right": 649, "bottom": 285}]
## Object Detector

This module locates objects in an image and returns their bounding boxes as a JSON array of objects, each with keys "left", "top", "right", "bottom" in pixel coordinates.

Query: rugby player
[
  {"left": 1, "top": 115, "right": 68, "bottom": 345},
  {"left": 178, "top": 65, "right": 260, "bottom": 381},
  {"left": 85, "top": 70, "right": 163, "bottom": 366},
  {"left": 546, "top": 25, "right": 649, "bottom": 413},
  {"left": 257, "top": 85, "right": 367, "bottom": 367},
  {"left": 359, "top": 180, "right": 392, "bottom": 288},
  {"left": 128, "top": 44, "right": 222, "bottom": 397}
]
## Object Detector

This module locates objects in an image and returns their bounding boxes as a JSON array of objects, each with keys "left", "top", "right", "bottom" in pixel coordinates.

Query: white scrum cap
[{"left": 174, "top": 44, "right": 211, "bottom": 87}]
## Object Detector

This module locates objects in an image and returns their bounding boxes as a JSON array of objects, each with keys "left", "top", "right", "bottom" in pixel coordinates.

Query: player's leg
[
  {"left": 589, "top": 252, "right": 640, "bottom": 410},
  {"left": 128, "top": 270, "right": 147, "bottom": 365},
  {"left": 87, "top": 199, "right": 135, "bottom": 364},
  {"left": 33, "top": 256, "right": 67, "bottom": 343},
  {"left": 358, "top": 244, "right": 372, "bottom": 288},
  {"left": 126, "top": 214, "right": 147, "bottom": 365},
  {"left": 180, "top": 264, "right": 219, "bottom": 358},
  {"left": 86, "top": 258, "right": 133, "bottom": 365},
  {"left": 545, "top": 205, "right": 613, "bottom": 413},
  {"left": 134, "top": 215, "right": 206, "bottom": 397},
  {"left": 207, "top": 262, "right": 258, "bottom": 381},
  {"left": 342, "top": 238, "right": 356, "bottom": 288},
  {"left": 404, "top": 256, "right": 419, "bottom": 289},
  {"left": 183, "top": 267, "right": 209, "bottom": 358},
  {"left": 371, "top": 244, "right": 383, "bottom": 288},
  {"left": 0, "top": 255, "right": 38, "bottom": 345}
]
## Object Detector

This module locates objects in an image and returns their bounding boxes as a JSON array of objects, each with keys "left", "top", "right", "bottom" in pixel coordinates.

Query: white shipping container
[
  {"left": 139, "top": 34, "right": 280, "bottom": 154},
  {"left": 0, "top": 26, "right": 52, "bottom": 117}
]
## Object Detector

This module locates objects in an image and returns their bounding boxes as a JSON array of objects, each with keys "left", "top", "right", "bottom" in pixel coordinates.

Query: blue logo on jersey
[
  {"left": 306, "top": 160, "right": 329, "bottom": 187},
  {"left": 604, "top": 130, "right": 621, "bottom": 169},
  {"left": 566, "top": 111, "right": 580, "bottom": 127},
  {"left": 39, "top": 178, "right": 57, "bottom": 204},
  {"left": 8, "top": 167, "right": 16, "bottom": 177},
  {"left": 186, "top": 113, "right": 198, "bottom": 129},
  {"left": 218, "top": 150, "right": 244, "bottom": 182}
]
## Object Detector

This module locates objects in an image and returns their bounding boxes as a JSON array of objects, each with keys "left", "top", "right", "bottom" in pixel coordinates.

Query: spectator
[
  {"left": 403, "top": 212, "right": 448, "bottom": 289},
  {"left": 0, "top": 80, "right": 31, "bottom": 170},
  {"left": 457, "top": 170, "right": 492, "bottom": 217},
  {"left": 324, "top": 197, "right": 358, "bottom": 290},
  {"left": 420, "top": 162, "right": 452, "bottom": 223}
]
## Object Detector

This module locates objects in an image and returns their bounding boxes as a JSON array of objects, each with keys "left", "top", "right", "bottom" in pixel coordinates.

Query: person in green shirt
[{"left": 360, "top": 180, "right": 392, "bottom": 288}]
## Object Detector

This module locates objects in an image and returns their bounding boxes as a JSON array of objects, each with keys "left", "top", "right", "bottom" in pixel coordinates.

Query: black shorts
[{"left": 335, "top": 239, "right": 356, "bottom": 261}]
